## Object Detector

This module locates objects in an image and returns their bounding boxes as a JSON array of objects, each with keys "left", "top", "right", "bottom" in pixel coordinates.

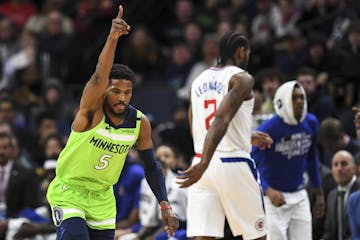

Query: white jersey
[{"left": 191, "top": 65, "right": 254, "bottom": 157}]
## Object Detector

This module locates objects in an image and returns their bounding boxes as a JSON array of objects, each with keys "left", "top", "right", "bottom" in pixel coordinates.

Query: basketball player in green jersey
[{"left": 46, "top": 5, "right": 179, "bottom": 240}]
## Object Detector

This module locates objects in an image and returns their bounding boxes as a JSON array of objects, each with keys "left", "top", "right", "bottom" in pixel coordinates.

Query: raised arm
[
  {"left": 178, "top": 72, "right": 254, "bottom": 188},
  {"left": 72, "top": 5, "right": 130, "bottom": 132}
]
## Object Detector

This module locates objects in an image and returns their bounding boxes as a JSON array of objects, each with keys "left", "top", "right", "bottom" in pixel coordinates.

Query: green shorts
[{"left": 46, "top": 177, "right": 116, "bottom": 230}]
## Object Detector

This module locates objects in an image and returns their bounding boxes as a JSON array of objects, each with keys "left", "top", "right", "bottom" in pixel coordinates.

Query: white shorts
[
  {"left": 264, "top": 189, "right": 312, "bottom": 240},
  {"left": 186, "top": 152, "right": 266, "bottom": 239}
]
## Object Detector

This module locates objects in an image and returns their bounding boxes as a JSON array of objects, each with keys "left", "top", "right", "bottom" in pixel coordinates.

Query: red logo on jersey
[{"left": 255, "top": 218, "right": 265, "bottom": 231}]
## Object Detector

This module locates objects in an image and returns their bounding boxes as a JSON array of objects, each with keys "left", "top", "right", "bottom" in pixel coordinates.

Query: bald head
[{"left": 332, "top": 150, "right": 356, "bottom": 187}]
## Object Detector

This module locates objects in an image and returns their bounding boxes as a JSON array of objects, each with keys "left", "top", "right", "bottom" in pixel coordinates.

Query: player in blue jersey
[{"left": 252, "top": 81, "right": 325, "bottom": 240}]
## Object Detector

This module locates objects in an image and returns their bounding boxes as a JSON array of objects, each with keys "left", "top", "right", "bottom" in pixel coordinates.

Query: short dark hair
[
  {"left": 218, "top": 31, "right": 249, "bottom": 65},
  {"left": 109, "top": 64, "right": 135, "bottom": 83},
  {"left": 36, "top": 111, "right": 57, "bottom": 126},
  {"left": 257, "top": 68, "right": 284, "bottom": 85},
  {"left": 296, "top": 67, "right": 317, "bottom": 79},
  {"left": 318, "top": 118, "right": 343, "bottom": 142}
]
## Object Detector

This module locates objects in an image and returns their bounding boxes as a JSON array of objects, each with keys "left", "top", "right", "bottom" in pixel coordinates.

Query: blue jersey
[
  {"left": 113, "top": 159, "right": 144, "bottom": 222},
  {"left": 251, "top": 113, "right": 321, "bottom": 192}
]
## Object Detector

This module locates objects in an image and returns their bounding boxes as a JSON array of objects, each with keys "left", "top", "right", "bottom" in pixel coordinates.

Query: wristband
[{"left": 160, "top": 205, "right": 172, "bottom": 210}]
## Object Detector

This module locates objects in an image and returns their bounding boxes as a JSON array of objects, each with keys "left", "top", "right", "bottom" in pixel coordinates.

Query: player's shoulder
[
  {"left": 257, "top": 114, "right": 281, "bottom": 132},
  {"left": 303, "top": 113, "right": 319, "bottom": 127},
  {"left": 231, "top": 70, "right": 254, "bottom": 87},
  {"left": 192, "top": 68, "right": 211, "bottom": 84}
]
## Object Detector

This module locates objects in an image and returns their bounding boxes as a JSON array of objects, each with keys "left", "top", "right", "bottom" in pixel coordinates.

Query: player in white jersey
[{"left": 177, "top": 31, "right": 272, "bottom": 240}]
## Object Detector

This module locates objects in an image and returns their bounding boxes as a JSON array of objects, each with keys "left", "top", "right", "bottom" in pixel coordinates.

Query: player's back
[{"left": 191, "top": 66, "right": 254, "bottom": 158}]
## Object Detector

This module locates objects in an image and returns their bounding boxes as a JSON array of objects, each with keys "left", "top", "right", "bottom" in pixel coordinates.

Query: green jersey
[{"left": 55, "top": 106, "right": 142, "bottom": 190}]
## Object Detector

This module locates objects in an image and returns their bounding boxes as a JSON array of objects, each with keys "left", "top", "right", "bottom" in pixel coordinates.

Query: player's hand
[
  {"left": 266, "top": 187, "right": 286, "bottom": 207},
  {"left": 160, "top": 202, "right": 179, "bottom": 237},
  {"left": 251, "top": 131, "right": 273, "bottom": 150},
  {"left": 109, "top": 5, "right": 130, "bottom": 39},
  {"left": 313, "top": 192, "right": 325, "bottom": 219},
  {"left": 13, "top": 222, "right": 39, "bottom": 239},
  {"left": 176, "top": 161, "right": 207, "bottom": 188}
]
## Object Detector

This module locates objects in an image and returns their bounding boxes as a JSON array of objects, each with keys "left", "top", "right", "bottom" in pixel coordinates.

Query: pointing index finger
[{"left": 117, "top": 5, "right": 123, "bottom": 19}]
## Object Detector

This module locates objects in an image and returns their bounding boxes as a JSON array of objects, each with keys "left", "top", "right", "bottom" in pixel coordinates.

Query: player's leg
[
  {"left": 47, "top": 179, "right": 90, "bottom": 240},
  {"left": 88, "top": 228, "right": 115, "bottom": 240},
  {"left": 186, "top": 156, "right": 226, "bottom": 238},
  {"left": 263, "top": 196, "right": 289, "bottom": 240},
  {"left": 85, "top": 187, "right": 116, "bottom": 240},
  {"left": 287, "top": 190, "right": 312, "bottom": 240},
  {"left": 57, "top": 217, "right": 90, "bottom": 240},
  {"left": 219, "top": 159, "right": 266, "bottom": 240}
]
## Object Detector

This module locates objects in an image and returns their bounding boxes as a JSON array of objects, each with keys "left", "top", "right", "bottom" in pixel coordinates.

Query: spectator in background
[
  {"left": 7, "top": 158, "right": 57, "bottom": 240},
  {"left": 12, "top": 63, "right": 43, "bottom": 111},
  {"left": 34, "top": 78, "right": 74, "bottom": 137},
  {"left": 178, "top": 33, "right": 219, "bottom": 100},
  {"left": 117, "top": 143, "right": 187, "bottom": 240},
  {"left": 234, "top": 20, "right": 250, "bottom": 38},
  {"left": 195, "top": 0, "right": 219, "bottom": 33},
  {"left": 278, "top": 0, "right": 300, "bottom": 38},
  {"left": 3, "top": 30, "right": 38, "bottom": 90},
  {"left": 113, "top": 154, "right": 144, "bottom": 238},
  {"left": 251, "top": 89, "right": 273, "bottom": 131},
  {"left": 0, "top": 121, "right": 33, "bottom": 170},
  {"left": 340, "top": 20, "right": 360, "bottom": 105},
  {"left": 318, "top": 117, "right": 360, "bottom": 168},
  {"left": 9, "top": 133, "right": 34, "bottom": 170},
  {"left": 164, "top": 42, "right": 193, "bottom": 90},
  {"left": 0, "top": 18, "right": 18, "bottom": 76},
  {"left": 322, "top": 150, "right": 359, "bottom": 240},
  {"left": 0, "top": 97, "right": 27, "bottom": 142},
  {"left": 183, "top": 22, "right": 203, "bottom": 61},
  {"left": 154, "top": 143, "right": 188, "bottom": 173},
  {"left": 354, "top": 106, "right": 360, "bottom": 142},
  {"left": 29, "top": 111, "right": 59, "bottom": 166},
  {"left": 257, "top": 68, "right": 283, "bottom": 115},
  {"left": 161, "top": 0, "right": 194, "bottom": 46},
  {"left": 37, "top": 10, "right": 71, "bottom": 80},
  {"left": 303, "top": 33, "right": 339, "bottom": 76},
  {"left": 154, "top": 101, "right": 194, "bottom": 165},
  {"left": 251, "top": 0, "right": 282, "bottom": 45},
  {"left": 252, "top": 81, "right": 324, "bottom": 240},
  {"left": 41, "top": 133, "right": 63, "bottom": 164},
  {"left": 0, "top": 0, "right": 37, "bottom": 29},
  {"left": 297, "top": 67, "right": 334, "bottom": 122},
  {"left": 275, "top": 31, "right": 304, "bottom": 78},
  {"left": 295, "top": 0, "right": 334, "bottom": 37},
  {"left": 216, "top": 20, "right": 232, "bottom": 37},
  {"left": 25, "top": 0, "right": 73, "bottom": 34},
  {"left": 0, "top": 133, "right": 41, "bottom": 239},
  {"left": 231, "top": 0, "right": 252, "bottom": 26},
  {"left": 121, "top": 26, "right": 162, "bottom": 85}
]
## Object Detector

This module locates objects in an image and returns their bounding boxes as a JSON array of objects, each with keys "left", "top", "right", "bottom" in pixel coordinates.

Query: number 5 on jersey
[
  {"left": 204, "top": 99, "right": 217, "bottom": 130},
  {"left": 95, "top": 154, "right": 112, "bottom": 170}
]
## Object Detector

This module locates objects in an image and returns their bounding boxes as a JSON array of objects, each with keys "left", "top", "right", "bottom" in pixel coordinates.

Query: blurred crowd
[{"left": 0, "top": 0, "right": 360, "bottom": 239}]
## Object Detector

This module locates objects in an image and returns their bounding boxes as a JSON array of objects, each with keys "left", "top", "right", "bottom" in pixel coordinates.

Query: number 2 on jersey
[{"left": 204, "top": 99, "right": 217, "bottom": 130}]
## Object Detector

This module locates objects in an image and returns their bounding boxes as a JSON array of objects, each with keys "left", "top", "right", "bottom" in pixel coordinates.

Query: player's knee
[{"left": 57, "top": 217, "right": 89, "bottom": 240}]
